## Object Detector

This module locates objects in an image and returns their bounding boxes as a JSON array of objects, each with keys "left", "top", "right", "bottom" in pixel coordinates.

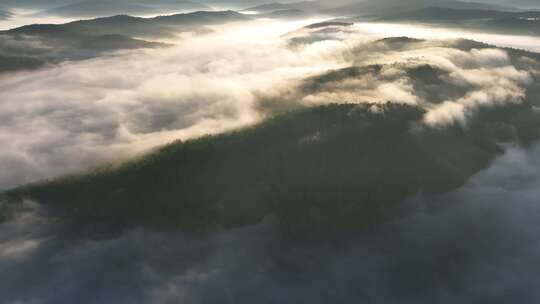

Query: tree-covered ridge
[
  {"left": 381, "top": 7, "right": 540, "bottom": 36},
  {"left": 5, "top": 10, "right": 249, "bottom": 38},
  {"left": 3, "top": 32, "right": 540, "bottom": 237},
  {"left": 44, "top": 0, "right": 210, "bottom": 18},
  {"left": 4, "top": 98, "right": 540, "bottom": 236}
]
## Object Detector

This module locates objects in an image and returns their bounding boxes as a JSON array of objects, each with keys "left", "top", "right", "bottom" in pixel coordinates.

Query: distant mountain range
[
  {"left": 44, "top": 0, "right": 211, "bottom": 17},
  {"left": 385, "top": 7, "right": 540, "bottom": 20},
  {"left": 471, "top": 0, "right": 540, "bottom": 10},
  {"left": 7, "top": 10, "right": 249, "bottom": 38},
  {"left": 246, "top": 0, "right": 515, "bottom": 18},
  {"left": 0, "top": 10, "right": 250, "bottom": 72},
  {"left": 0, "top": 0, "right": 232, "bottom": 19},
  {"left": 381, "top": 7, "right": 540, "bottom": 36}
]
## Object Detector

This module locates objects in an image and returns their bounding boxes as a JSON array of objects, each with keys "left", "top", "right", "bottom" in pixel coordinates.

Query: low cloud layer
[
  {"left": 0, "top": 19, "right": 346, "bottom": 190},
  {"left": 0, "top": 18, "right": 539, "bottom": 191},
  {"left": 1, "top": 143, "right": 540, "bottom": 303},
  {"left": 265, "top": 31, "right": 538, "bottom": 127}
]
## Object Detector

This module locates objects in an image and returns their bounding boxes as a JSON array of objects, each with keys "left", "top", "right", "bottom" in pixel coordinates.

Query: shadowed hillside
[
  {"left": 46, "top": 0, "right": 210, "bottom": 17},
  {"left": 0, "top": 10, "right": 249, "bottom": 72},
  {"left": 5, "top": 10, "right": 249, "bottom": 38},
  {"left": 4, "top": 99, "right": 540, "bottom": 236},
  {"left": 3, "top": 33, "right": 540, "bottom": 237},
  {"left": 246, "top": 0, "right": 511, "bottom": 18},
  {"left": 382, "top": 7, "right": 540, "bottom": 36}
]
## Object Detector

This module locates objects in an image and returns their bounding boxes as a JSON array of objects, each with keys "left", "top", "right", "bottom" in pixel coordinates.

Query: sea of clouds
[{"left": 1, "top": 18, "right": 540, "bottom": 190}]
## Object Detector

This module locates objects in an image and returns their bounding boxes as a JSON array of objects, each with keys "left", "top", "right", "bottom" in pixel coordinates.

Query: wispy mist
[
  {"left": 0, "top": 19, "right": 342, "bottom": 190},
  {"left": 1, "top": 18, "right": 539, "bottom": 190}
]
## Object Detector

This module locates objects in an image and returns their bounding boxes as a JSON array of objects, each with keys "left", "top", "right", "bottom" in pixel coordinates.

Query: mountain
[
  {"left": 470, "top": 0, "right": 540, "bottom": 9},
  {"left": 259, "top": 8, "right": 309, "bottom": 19},
  {"left": 383, "top": 7, "right": 540, "bottom": 36},
  {"left": 246, "top": 0, "right": 514, "bottom": 18},
  {"left": 6, "top": 10, "right": 249, "bottom": 38},
  {"left": 4, "top": 37, "right": 540, "bottom": 236},
  {"left": 45, "top": 0, "right": 211, "bottom": 18},
  {"left": 0, "top": 103, "right": 494, "bottom": 232},
  {"left": 0, "top": 34, "right": 164, "bottom": 72},
  {"left": 385, "top": 7, "right": 540, "bottom": 20},
  {"left": 0, "top": 54, "right": 44, "bottom": 72},
  {"left": 0, "top": 11, "right": 250, "bottom": 72}
]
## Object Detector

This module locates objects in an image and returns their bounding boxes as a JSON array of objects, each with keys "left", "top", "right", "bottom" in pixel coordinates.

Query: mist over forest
[{"left": 1, "top": 0, "right": 540, "bottom": 303}]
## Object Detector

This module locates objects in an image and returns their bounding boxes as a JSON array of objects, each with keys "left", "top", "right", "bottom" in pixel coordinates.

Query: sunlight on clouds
[
  {"left": 0, "top": 17, "right": 539, "bottom": 189},
  {"left": 354, "top": 22, "right": 540, "bottom": 52},
  {"left": 0, "top": 19, "right": 346, "bottom": 189}
]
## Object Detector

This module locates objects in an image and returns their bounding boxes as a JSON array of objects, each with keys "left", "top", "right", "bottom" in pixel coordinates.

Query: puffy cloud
[
  {"left": 0, "top": 19, "right": 346, "bottom": 190},
  {"left": 282, "top": 28, "right": 536, "bottom": 128},
  {"left": 423, "top": 58, "right": 532, "bottom": 127},
  {"left": 424, "top": 101, "right": 466, "bottom": 126}
]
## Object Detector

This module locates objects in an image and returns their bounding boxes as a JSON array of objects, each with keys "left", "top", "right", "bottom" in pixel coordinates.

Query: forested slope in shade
[
  {"left": 4, "top": 10, "right": 249, "bottom": 38},
  {"left": 0, "top": 0, "right": 210, "bottom": 15},
  {"left": 245, "top": 0, "right": 510, "bottom": 18},
  {"left": 4, "top": 99, "right": 540, "bottom": 236},
  {"left": 381, "top": 7, "right": 540, "bottom": 36},
  {"left": 45, "top": 0, "right": 210, "bottom": 18}
]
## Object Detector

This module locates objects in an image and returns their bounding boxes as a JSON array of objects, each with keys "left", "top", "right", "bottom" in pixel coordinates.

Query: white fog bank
[{"left": 1, "top": 17, "right": 539, "bottom": 190}]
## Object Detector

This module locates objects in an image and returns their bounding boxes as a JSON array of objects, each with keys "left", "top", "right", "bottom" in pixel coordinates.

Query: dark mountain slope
[
  {"left": 472, "top": 0, "right": 540, "bottom": 10},
  {"left": 46, "top": 0, "right": 210, "bottom": 18},
  {"left": 0, "top": 54, "right": 48, "bottom": 72},
  {"left": 4, "top": 98, "right": 540, "bottom": 236},
  {"left": 247, "top": 0, "right": 511, "bottom": 18},
  {"left": 0, "top": 11, "right": 249, "bottom": 73},
  {"left": 5, "top": 10, "right": 250, "bottom": 38},
  {"left": 0, "top": 32, "right": 165, "bottom": 73},
  {"left": 386, "top": 7, "right": 540, "bottom": 21},
  {"left": 3, "top": 36, "right": 540, "bottom": 236},
  {"left": 382, "top": 7, "right": 540, "bottom": 36}
]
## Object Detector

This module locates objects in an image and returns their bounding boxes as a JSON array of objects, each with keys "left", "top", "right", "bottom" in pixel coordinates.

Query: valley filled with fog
[
  {"left": 1, "top": 17, "right": 539, "bottom": 190},
  {"left": 1, "top": 0, "right": 540, "bottom": 303}
]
